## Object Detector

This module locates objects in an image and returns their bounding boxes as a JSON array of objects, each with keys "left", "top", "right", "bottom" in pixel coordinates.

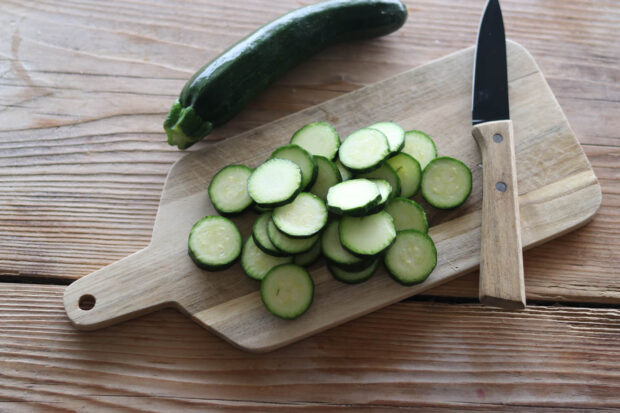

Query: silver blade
[{"left": 472, "top": 0, "right": 509, "bottom": 125}]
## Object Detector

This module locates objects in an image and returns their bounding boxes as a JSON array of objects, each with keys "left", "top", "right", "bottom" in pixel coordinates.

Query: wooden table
[{"left": 1, "top": 0, "right": 618, "bottom": 410}]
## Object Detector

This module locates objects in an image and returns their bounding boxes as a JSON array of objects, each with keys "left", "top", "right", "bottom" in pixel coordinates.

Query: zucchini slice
[
  {"left": 320, "top": 220, "right": 371, "bottom": 271},
  {"left": 261, "top": 264, "right": 314, "bottom": 320},
  {"left": 335, "top": 159, "right": 353, "bottom": 181},
  {"left": 293, "top": 240, "right": 322, "bottom": 267},
  {"left": 271, "top": 144, "right": 318, "bottom": 190},
  {"left": 267, "top": 219, "right": 320, "bottom": 254},
  {"left": 384, "top": 197, "right": 428, "bottom": 233},
  {"left": 208, "top": 164, "right": 253, "bottom": 214},
  {"left": 326, "top": 179, "right": 381, "bottom": 216},
  {"left": 188, "top": 216, "right": 242, "bottom": 271},
  {"left": 421, "top": 156, "right": 472, "bottom": 209},
  {"left": 328, "top": 258, "right": 380, "bottom": 284},
  {"left": 252, "top": 212, "right": 289, "bottom": 257},
  {"left": 309, "top": 155, "right": 342, "bottom": 201},
  {"left": 401, "top": 130, "right": 437, "bottom": 170},
  {"left": 290, "top": 122, "right": 340, "bottom": 160},
  {"left": 248, "top": 158, "right": 302, "bottom": 207},
  {"left": 385, "top": 230, "right": 437, "bottom": 285},
  {"left": 339, "top": 128, "right": 390, "bottom": 173},
  {"left": 368, "top": 121, "right": 405, "bottom": 154},
  {"left": 357, "top": 162, "right": 401, "bottom": 199},
  {"left": 339, "top": 211, "right": 396, "bottom": 256},
  {"left": 365, "top": 179, "right": 392, "bottom": 214},
  {"left": 386, "top": 152, "right": 421, "bottom": 198},
  {"left": 272, "top": 192, "right": 328, "bottom": 238},
  {"left": 241, "top": 237, "right": 293, "bottom": 280}
]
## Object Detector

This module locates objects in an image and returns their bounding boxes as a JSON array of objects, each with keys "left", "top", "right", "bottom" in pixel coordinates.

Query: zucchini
[
  {"left": 261, "top": 264, "right": 314, "bottom": 320},
  {"left": 386, "top": 152, "right": 421, "bottom": 197},
  {"left": 188, "top": 216, "right": 242, "bottom": 271},
  {"left": 384, "top": 229, "right": 437, "bottom": 285},
  {"left": 309, "top": 155, "right": 342, "bottom": 201},
  {"left": 293, "top": 240, "right": 322, "bottom": 267},
  {"left": 335, "top": 159, "right": 353, "bottom": 181},
  {"left": 384, "top": 197, "right": 428, "bottom": 233},
  {"left": 272, "top": 192, "right": 328, "bottom": 238},
  {"left": 241, "top": 237, "right": 293, "bottom": 280},
  {"left": 290, "top": 122, "right": 340, "bottom": 160},
  {"left": 366, "top": 179, "right": 392, "bottom": 214},
  {"left": 253, "top": 212, "right": 290, "bottom": 257},
  {"left": 401, "top": 130, "right": 437, "bottom": 170},
  {"left": 368, "top": 121, "right": 405, "bottom": 154},
  {"left": 421, "top": 156, "right": 472, "bottom": 209},
  {"left": 321, "top": 220, "right": 372, "bottom": 271},
  {"left": 267, "top": 219, "right": 320, "bottom": 254},
  {"left": 271, "top": 144, "right": 318, "bottom": 190},
  {"left": 339, "top": 128, "right": 390, "bottom": 173},
  {"left": 326, "top": 179, "right": 381, "bottom": 216},
  {"left": 328, "top": 258, "right": 379, "bottom": 284},
  {"left": 248, "top": 158, "right": 302, "bottom": 207},
  {"left": 164, "top": 0, "right": 408, "bottom": 149},
  {"left": 208, "top": 164, "right": 253, "bottom": 215},
  {"left": 339, "top": 211, "right": 396, "bottom": 256},
  {"left": 357, "top": 162, "right": 401, "bottom": 199}
]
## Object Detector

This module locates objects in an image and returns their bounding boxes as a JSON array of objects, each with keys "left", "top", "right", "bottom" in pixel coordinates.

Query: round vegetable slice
[
  {"left": 208, "top": 164, "right": 253, "bottom": 214},
  {"left": 401, "top": 130, "right": 437, "bottom": 170},
  {"left": 271, "top": 144, "right": 318, "bottom": 190},
  {"left": 272, "top": 192, "right": 328, "bottom": 238},
  {"left": 384, "top": 197, "right": 428, "bottom": 233},
  {"left": 293, "top": 240, "right": 322, "bottom": 267},
  {"left": 368, "top": 121, "right": 405, "bottom": 154},
  {"left": 248, "top": 158, "right": 302, "bottom": 207},
  {"left": 386, "top": 152, "right": 421, "bottom": 197},
  {"left": 241, "top": 237, "right": 293, "bottom": 280},
  {"left": 309, "top": 155, "right": 342, "bottom": 201},
  {"left": 267, "top": 219, "right": 319, "bottom": 254},
  {"left": 365, "top": 179, "right": 392, "bottom": 214},
  {"left": 421, "top": 156, "right": 472, "bottom": 209},
  {"left": 339, "top": 211, "right": 396, "bottom": 256},
  {"left": 334, "top": 159, "right": 353, "bottom": 181},
  {"left": 356, "top": 162, "right": 401, "bottom": 199},
  {"left": 328, "top": 258, "right": 380, "bottom": 284},
  {"left": 253, "top": 212, "right": 289, "bottom": 257},
  {"left": 188, "top": 216, "right": 241, "bottom": 271},
  {"left": 326, "top": 179, "right": 381, "bottom": 216},
  {"left": 290, "top": 121, "right": 340, "bottom": 160},
  {"left": 321, "top": 220, "right": 371, "bottom": 271},
  {"left": 339, "top": 128, "right": 390, "bottom": 173},
  {"left": 384, "top": 230, "right": 437, "bottom": 285},
  {"left": 261, "top": 264, "right": 314, "bottom": 320}
]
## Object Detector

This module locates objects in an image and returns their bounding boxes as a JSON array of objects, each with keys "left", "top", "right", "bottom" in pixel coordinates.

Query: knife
[{"left": 472, "top": 0, "right": 525, "bottom": 309}]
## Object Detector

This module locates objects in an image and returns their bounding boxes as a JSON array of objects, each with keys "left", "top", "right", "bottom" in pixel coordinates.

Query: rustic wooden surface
[{"left": 1, "top": 0, "right": 619, "bottom": 409}]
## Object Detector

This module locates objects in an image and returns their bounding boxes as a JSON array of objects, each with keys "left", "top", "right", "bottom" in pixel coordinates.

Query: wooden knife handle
[{"left": 472, "top": 119, "right": 526, "bottom": 309}]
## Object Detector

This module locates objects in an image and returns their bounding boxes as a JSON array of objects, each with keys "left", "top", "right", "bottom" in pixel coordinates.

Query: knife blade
[{"left": 471, "top": 0, "right": 525, "bottom": 309}]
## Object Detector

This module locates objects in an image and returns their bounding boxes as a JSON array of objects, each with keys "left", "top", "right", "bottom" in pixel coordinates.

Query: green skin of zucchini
[{"left": 164, "top": 0, "right": 408, "bottom": 149}]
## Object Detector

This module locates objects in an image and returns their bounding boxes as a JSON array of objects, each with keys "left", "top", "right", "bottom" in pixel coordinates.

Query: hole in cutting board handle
[{"left": 78, "top": 294, "right": 96, "bottom": 311}]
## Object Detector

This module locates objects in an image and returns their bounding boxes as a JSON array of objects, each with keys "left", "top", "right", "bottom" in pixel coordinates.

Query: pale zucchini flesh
[
  {"left": 321, "top": 220, "right": 371, "bottom": 271},
  {"left": 339, "top": 211, "right": 396, "bottom": 256},
  {"left": 253, "top": 212, "right": 290, "bottom": 257},
  {"left": 208, "top": 164, "right": 253, "bottom": 214},
  {"left": 366, "top": 179, "right": 392, "bottom": 214},
  {"left": 368, "top": 121, "right": 405, "bottom": 154},
  {"left": 241, "top": 237, "right": 292, "bottom": 280},
  {"left": 326, "top": 179, "right": 381, "bottom": 216},
  {"left": 309, "top": 155, "right": 342, "bottom": 201},
  {"left": 385, "top": 230, "right": 437, "bottom": 285},
  {"left": 401, "top": 130, "right": 437, "bottom": 170},
  {"left": 357, "top": 162, "right": 401, "bottom": 199},
  {"left": 290, "top": 121, "right": 340, "bottom": 160},
  {"left": 386, "top": 152, "right": 421, "bottom": 198},
  {"left": 272, "top": 192, "right": 327, "bottom": 238},
  {"left": 384, "top": 197, "right": 428, "bottom": 233},
  {"left": 335, "top": 159, "right": 353, "bottom": 181},
  {"left": 271, "top": 144, "right": 317, "bottom": 190},
  {"left": 188, "top": 216, "right": 242, "bottom": 271},
  {"left": 338, "top": 128, "right": 390, "bottom": 173},
  {"left": 261, "top": 264, "right": 314, "bottom": 319},
  {"left": 293, "top": 240, "right": 322, "bottom": 267},
  {"left": 248, "top": 158, "right": 302, "bottom": 207},
  {"left": 267, "top": 219, "right": 319, "bottom": 254},
  {"left": 421, "top": 156, "right": 472, "bottom": 209}
]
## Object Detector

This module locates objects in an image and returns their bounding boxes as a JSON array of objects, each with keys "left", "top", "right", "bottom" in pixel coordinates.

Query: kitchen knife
[{"left": 472, "top": 0, "right": 525, "bottom": 309}]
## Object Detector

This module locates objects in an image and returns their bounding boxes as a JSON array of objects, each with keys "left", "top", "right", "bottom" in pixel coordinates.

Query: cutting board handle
[{"left": 63, "top": 246, "right": 172, "bottom": 330}]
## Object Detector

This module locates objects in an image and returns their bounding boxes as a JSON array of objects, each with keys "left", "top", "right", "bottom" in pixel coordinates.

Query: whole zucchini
[{"left": 164, "top": 0, "right": 408, "bottom": 149}]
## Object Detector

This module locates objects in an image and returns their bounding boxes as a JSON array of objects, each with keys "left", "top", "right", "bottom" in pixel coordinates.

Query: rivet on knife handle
[{"left": 472, "top": 119, "right": 525, "bottom": 309}]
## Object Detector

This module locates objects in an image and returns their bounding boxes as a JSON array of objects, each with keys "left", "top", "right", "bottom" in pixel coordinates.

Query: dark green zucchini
[{"left": 164, "top": 0, "right": 408, "bottom": 149}]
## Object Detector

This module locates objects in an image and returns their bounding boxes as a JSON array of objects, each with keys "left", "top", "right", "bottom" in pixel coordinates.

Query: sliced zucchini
[
  {"left": 357, "top": 162, "right": 401, "bottom": 199},
  {"left": 261, "top": 264, "right": 314, "bottom": 320},
  {"left": 252, "top": 204, "right": 272, "bottom": 214},
  {"left": 326, "top": 179, "right": 381, "bottom": 216},
  {"left": 339, "top": 128, "right": 389, "bottom": 173},
  {"left": 188, "top": 216, "right": 242, "bottom": 271},
  {"left": 272, "top": 192, "right": 327, "bottom": 238},
  {"left": 368, "top": 121, "right": 405, "bottom": 154},
  {"left": 421, "top": 156, "right": 472, "bottom": 209},
  {"left": 328, "top": 258, "right": 380, "bottom": 284},
  {"left": 309, "top": 155, "right": 342, "bottom": 201},
  {"left": 365, "top": 179, "right": 392, "bottom": 214},
  {"left": 335, "top": 159, "right": 353, "bottom": 181},
  {"left": 385, "top": 230, "right": 437, "bottom": 285},
  {"left": 290, "top": 121, "right": 340, "bottom": 160},
  {"left": 248, "top": 158, "right": 302, "bottom": 207},
  {"left": 267, "top": 219, "right": 319, "bottom": 254},
  {"left": 208, "top": 164, "right": 253, "bottom": 214},
  {"left": 320, "top": 220, "right": 371, "bottom": 271},
  {"left": 386, "top": 152, "right": 421, "bottom": 198},
  {"left": 241, "top": 237, "right": 293, "bottom": 280},
  {"left": 339, "top": 211, "right": 396, "bottom": 256},
  {"left": 252, "top": 212, "right": 289, "bottom": 257},
  {"left": 270, "top": 144, "right": 317, "bottom": 190},
  {"left": 293, "top": 240, "right": 322, "bottom": 267},
  {"left": 384, "top": 197, "right": 428, "bottom": 233},
  {"left": 401, "top": 130, "right": 437, "bottom": 170}
]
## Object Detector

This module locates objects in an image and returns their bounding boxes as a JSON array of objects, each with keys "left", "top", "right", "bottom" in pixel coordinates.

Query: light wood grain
[
  {"left": 5, "top": 284, "right": 620, "bottom": 411},
  {"left": 60, "top": 42, "right": 601, "bottom": 352},
  {"left": 472, "top": 120, "right": 525, "bottom": 309}
]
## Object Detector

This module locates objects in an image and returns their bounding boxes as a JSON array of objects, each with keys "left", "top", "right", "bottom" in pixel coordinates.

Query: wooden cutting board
[{"left": 63, "top": 41, "right": 601, "bottom": 353}]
